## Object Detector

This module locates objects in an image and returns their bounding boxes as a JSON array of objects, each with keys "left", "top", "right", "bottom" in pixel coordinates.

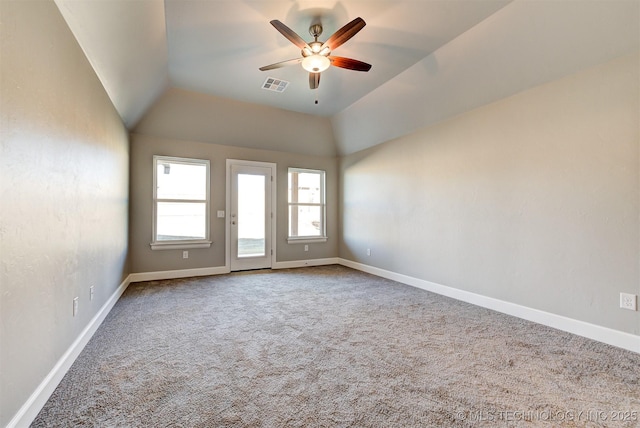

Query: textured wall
[
  {"left": 331, "top": 0, "right": 639, "bottom": 156},
  {"left": 130, "top": 134, "right": 338, "bottom": 273},
  {"left": 340, "top": 53, "right": 639, "bottom": 335},
  {"left": 133, "top": 87, "right": 337, "bottom": 157},
  {"left": 0, "top": 1, "right": 129, "bottom": 425}
]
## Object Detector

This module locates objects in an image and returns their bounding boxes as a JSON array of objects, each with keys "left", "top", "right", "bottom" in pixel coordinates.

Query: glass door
[{"left": 230, "top": 163, "right": 273, "bottom": 271}]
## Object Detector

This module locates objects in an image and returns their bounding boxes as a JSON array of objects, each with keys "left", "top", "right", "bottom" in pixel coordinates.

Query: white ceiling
[
  {"left": 333, "top": 0, "right": 640, "bottom": 154},
  {"left": 165, "top": 0, "right": 511, "bottom": 116},
  {"left": 54, "top": 0, "right": 512, "bottom": 125},
  {"left": 54, "top": 0, "right": 169, "bottom": 128},
  {"left": 54, "top": 0, "right": 639, "bottom": 155}
]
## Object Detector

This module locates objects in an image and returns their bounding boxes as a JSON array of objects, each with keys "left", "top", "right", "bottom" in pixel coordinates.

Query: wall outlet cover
[{"left": 620, "top": 293, "right": 637, "bottom": 311}]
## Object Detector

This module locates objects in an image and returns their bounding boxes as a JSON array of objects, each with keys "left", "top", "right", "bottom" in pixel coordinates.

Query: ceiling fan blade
[
  {"left": 321, "top": 17, "right": 366, "bottom": 51},
  {"left": 309, "top": 72, "right": 320, "bottom": 90},
  {"left": 259, "top": 58, "right": 302, "bottom": 71},
  {"left": 270, "top": 20, "right": 311, "bottom": 50},
  {"left": 329, "top": 56, "right": 372, "bottom": 72}
]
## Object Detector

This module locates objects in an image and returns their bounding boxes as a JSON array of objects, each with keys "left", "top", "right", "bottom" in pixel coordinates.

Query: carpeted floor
[{"left": 33, "top": 265, "right": 640, "bottom": 427}]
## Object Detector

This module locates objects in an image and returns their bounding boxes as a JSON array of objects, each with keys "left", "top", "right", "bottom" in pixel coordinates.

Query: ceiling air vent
[{"left": 262, "top": 77, "right": 289, "bottom": 92}]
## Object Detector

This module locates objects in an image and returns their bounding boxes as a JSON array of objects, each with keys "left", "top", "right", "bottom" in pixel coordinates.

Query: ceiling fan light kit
[
  {"left": 301, "top": 55, "right": 330, "bottom": 73},
  {"left": 259, "top": 17, "right": 371, "bottom": 92}
]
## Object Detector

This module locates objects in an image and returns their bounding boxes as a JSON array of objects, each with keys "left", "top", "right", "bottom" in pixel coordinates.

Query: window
[
  {"left": 151, "top": 156, "right": 211, "bottom": 250},
  {"left": 288, "top": 168, "right": 327, "bottom": 243}
]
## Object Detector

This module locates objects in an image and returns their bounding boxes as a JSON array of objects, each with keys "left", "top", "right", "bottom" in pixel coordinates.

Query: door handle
[{"left": 231, "top": 221, "right": 236, "bottom": 225}]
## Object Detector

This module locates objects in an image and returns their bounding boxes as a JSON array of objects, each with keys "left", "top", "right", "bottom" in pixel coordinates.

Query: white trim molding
[
  {"left": 338, "top": 258, "right": 640, "bottom": 354},
  {"left": 150, "top": 241, "right": 212, "bottom": 250},
  {"left": 273, "top": 257, "right": 340, "bottom": 270},
  {"left": 151, "top": 155, "right": 211, "bottom": 249},
  {"left": 129, "top": 266, "right": 230, "bottom": 283},
  {"left": 287, "top": 237, "right": 328, "bottom": 244},
  {"left": 7, "top": 275, "right": 133, "bottom": 428}
]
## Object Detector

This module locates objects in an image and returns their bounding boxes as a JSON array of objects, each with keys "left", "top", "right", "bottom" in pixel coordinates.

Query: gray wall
[
  {"left": 0, "top": 1, "right": 130, "bottom": 426},
  {"left": 331, "top": 0, "right": 639, "bottom": 156},
  {"left": 339, "top": 53, "right": 639, "bottom": 335},
  {"left": 133, "top": 87, "right": 337, "bottom": 157},
  {"left": 1, "top": 1, "right": 636, "bottom": 424},
  {"left": 130, "top": 133, "right": 338, "bottom": 273}
]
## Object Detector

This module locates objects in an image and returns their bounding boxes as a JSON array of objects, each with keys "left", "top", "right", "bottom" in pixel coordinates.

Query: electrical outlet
[
  {"left": 90, "top": 286, "right": 94, "bottom": 301},
  {"left": 620, "top": 293, "right": 637, "bottom": 311},
  {"left": 304, "top": 245, "right": 309, "bottom": 252},
  {"left": 367, "top": 248, "right": 371, "bottom": 256},
  {"left": 183, "top": 251, "right": 189, "bottom": 259},
  {"left": 73, "top": 297, "right": 78, "bottom": 317}
]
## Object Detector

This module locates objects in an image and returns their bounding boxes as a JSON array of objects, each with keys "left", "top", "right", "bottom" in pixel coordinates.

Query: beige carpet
[{"left": 33, "top": 265, "right": 639, "bottom": 427}]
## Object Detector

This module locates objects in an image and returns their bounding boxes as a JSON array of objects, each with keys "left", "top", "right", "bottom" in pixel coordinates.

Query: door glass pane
[
  {"left": 238, "top": 174, "right": 265, "bottom": 257},
  {"left": 157, "top": 202, "right": 206, "bottom": 240},
  {"left": 289, "top": 205, "right": 322, "bottom": 237}
]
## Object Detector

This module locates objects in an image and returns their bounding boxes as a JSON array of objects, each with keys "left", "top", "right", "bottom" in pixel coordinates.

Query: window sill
[
  {"left": 287, "top": 237, "right": 328, "bottom": 244},
  {"left": 150, "top": 241, "right": 212, "bottom": 250}
]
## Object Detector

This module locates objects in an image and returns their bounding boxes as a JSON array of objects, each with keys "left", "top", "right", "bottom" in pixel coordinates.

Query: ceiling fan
[{"left": 259, "top": 17, "right": 372, "bottom": 90}]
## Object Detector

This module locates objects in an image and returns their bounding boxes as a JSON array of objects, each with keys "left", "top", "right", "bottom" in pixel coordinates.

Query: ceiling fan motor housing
[{"left": 309, "top": 24, "right": 323, "bottom": 38}]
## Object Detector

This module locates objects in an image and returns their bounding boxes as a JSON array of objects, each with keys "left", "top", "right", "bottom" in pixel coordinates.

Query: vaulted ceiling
[{"left": 54, "top": 0, "right": 639, "bottom": 156}]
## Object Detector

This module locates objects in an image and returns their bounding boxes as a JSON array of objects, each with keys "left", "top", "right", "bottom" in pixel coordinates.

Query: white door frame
[{"left": 225, "top": 159, "right": 277, "bottom": 271}]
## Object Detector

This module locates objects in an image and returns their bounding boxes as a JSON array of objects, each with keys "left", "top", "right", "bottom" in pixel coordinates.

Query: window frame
[
  {"left": 151, "top": 155, "right": 212, "bottom": 250},
  {"left": 287, "top": 167, "right": 327, "bottom": 244}
]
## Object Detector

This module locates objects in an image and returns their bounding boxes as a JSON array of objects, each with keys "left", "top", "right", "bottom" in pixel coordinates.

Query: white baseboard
[
  {"left": 129, "top": 266, "right": 230, "bottom": 283},
  {"left": 272, "top": 257, "right": 341, "bottom": 270},
  {"left": 129, "top": 260, "right": 340, "bottom": 282},
  {"left": 338, "top": 258, "right": 640, "bottom": 354},
  {"left": 7, "top": 275, "right": 133, "bottom": 428}
]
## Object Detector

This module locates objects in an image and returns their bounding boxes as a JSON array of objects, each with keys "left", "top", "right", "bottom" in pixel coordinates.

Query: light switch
[{"left": 217, "top": 210, "right": 225, "bottom": 218}]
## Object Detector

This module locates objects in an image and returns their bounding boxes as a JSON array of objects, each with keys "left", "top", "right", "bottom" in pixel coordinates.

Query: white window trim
[
  {"left": 150, "top": 241, "right": 212, "bottom": 251},
  {"left": 287, "top": 167, "right": 327, "bottom": 243},
  {"left": 151, "top": 155, "right": 212, "bottom": 250},
  {"left": 287, "top": 236, "right": 328, "bottom": 244}
]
